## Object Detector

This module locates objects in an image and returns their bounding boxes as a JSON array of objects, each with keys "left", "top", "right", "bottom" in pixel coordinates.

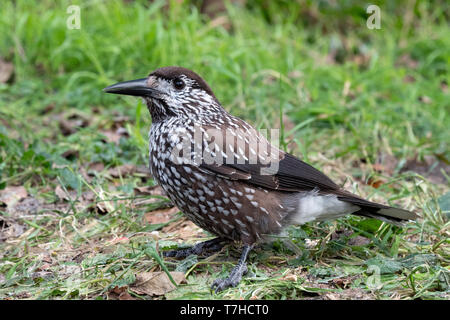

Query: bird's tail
[{"left": 336, "top": 192, "right": 418, "bottom": 226}]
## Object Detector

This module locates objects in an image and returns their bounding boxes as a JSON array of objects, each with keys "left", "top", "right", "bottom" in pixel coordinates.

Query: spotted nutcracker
[{"left": 104, "top": 66, "right": 417, "bottom": 292}]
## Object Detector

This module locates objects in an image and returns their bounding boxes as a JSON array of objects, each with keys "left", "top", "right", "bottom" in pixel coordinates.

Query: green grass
[{"left": 0, "top": 0, "right": 449, "bottom": 300}]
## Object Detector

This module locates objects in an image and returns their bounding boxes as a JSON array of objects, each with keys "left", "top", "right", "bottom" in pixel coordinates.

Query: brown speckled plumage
[{"left": 104, "top": 66, "right": 417, "bottom": 292}]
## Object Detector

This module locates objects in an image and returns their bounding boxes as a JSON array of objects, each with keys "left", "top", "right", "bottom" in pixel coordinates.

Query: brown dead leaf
[
  {"left": 280, "top": 274, "right": 298, "bottom": 282},
  {"left": 419, "top": 95, "right": 432, "bottom": 104},
  {"left": 396, "top": 53, "right": 418, "bottom": 69},
  {"left": 0, "top": 221, "right": 26, "bottom": 241},
  {"left": 209, "top": 15, "right": 231, "bottom": 30},
  {"left": 55, "top": 185, "right": 74, "bottom": 202},
  {"left": 134, "top": 185, "right": 165, "bottom": 196},
  {"left": 0, "top": 58, "right": 14, "bottom": 83},
  {"left": 144, "top": 207, "right": 179, "bottom": 224},
  {"left": 163, "top": 219, "right": 205, "bottom": 240},
  {"left": 347, "top": 235, "right": 371, "bottom": 246},
  {"left": 403, "top": 75, "right": 416, "bottom": 83},
  {"left": 7, "top": 197, "right": 40, "bottom": 217},
  {"left": 58, "top": 113, "right": 90, "bottom": 136},
  {"left": 288, "top": 70, "right": 302, "bottom": 79},
  {"left": 367, "top": 178, "right": 384, "bottom": 189},
  {"left": 324, "top": 288, "right": 374, "bottom": 300},
  {"left": 400, "top": 155, "right": 450, "bottom": 185},
  {"left": 331, "top": 229, "right": 370, "bottom": 247},
  {"left": 374, "top": 153, "right": 399, "bottom": 176},
  {"left": 87, "top": 162, "right": 105, "bottom": 175},
  {"left": 108, "top": 164, "right": 136, "bottom": 178},
  {"left": 107, "top": 286, "right": 136, "bottom": 300},
  {"left": 0, "top": 186, "right": 28, "bottom": 208},
  {"left": 130, "top": 272, "right": 186, "bottom": 296},
  {"left": 332, "top": 276, "right": 355, "bottom": 289},
  {"left": 441, "top": 80, "right": 448, "bottom": 93},
  {"left": 100, "top": 128, "right": 129, "bottom": 145}
]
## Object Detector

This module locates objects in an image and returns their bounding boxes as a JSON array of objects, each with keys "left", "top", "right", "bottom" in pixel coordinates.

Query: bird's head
[{"left": 104, "top": 66, "right": 221, "bottom": 121}]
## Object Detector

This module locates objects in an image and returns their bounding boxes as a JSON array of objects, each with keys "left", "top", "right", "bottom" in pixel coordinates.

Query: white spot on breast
[{"left": 188, "top": 195, "right": 198, "bottom": 204}]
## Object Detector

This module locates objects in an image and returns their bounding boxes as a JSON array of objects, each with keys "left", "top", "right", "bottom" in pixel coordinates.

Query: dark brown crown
[{"left": 150, "top": 66, "right": 217, "bottom": 100}]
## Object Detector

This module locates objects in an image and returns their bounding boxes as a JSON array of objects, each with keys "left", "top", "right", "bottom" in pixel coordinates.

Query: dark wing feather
[
  {"left": 197, "top": 121, "right": 417, "bottom": 223},
  {"left": 197, "top": 122, "right": 340, "bottom": 192},
  {"left": 201, "top": 153, "right": 340, "bottom": 192}
]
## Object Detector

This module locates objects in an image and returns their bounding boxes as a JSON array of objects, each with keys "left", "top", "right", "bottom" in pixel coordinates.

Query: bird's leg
[
  {"left": 163, "top": 237, "right": 225, "bottom": 259},
  {"left": 211, "top": 244, "right": 253, "bottom": 293}
]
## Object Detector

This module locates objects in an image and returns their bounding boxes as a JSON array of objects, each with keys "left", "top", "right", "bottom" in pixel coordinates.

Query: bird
[{"left": 104, "top": 66, "right": 418, "bottom": 292}]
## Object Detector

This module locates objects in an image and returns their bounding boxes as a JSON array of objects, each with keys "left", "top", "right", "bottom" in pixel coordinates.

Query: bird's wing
[
  {"left": 196, "top": 123, "right": 340, "bottom": 192},
  {"left": 195, "top": 122, "right": 417, "bottom": 223}
]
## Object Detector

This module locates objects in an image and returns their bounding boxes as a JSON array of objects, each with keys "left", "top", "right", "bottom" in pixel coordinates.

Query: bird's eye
[{"left": 173, "top": 78, "right": 185, "bottom": 90}]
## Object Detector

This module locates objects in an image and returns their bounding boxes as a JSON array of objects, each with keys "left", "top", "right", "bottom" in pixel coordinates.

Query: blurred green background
[{"left": 0, "top": 0, "right": 448, "bottom": 300}]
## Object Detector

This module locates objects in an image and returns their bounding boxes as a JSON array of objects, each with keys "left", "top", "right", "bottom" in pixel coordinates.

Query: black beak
[{"left": 103, "top": 78, "right": 161, "bottom": 97}]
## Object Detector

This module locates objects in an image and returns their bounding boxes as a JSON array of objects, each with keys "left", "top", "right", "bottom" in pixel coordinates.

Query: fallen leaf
[
  {"left": 331, "top": 276, "right": 355, "bottom": 289},
  {"left": 419, "top": 95, "right": 432, "bottom": 104},
  {"left": 0, "top": 186, "right": 28, "bottom": 208},
  {"left": 331, "top": 229, "right": 370, "bottom": 246},
  {"left": 162, "top": 219, "right": 205, "bottom": 240},
  {"left": 58, "top": 112, "right": 90, "bottom": 136},
  {"left": 209, "top": 15, "right": 231, "bottom": 30},
  {"left": 367, "top": 178, "right": 384, "bottom": 189},
  {"left": 8, "top": 197, "right": 40, "bottom": 216},
  {"left": 441, "top": 80, "right": 448, "bottom": 93},
  {"left": 403, "top": 75, "right": 416, "bottom": 83},
  {"left": 280, "top": 274, "right": 298, "bottom": 282},
  {"left": 144, "top": 207, "right": 179, "bottom": 224},
  {"left": 100, "top": 128, "right": 128, "bottom": 145},
  {"left": 134, "top": 185, "right": 166, "bottom": 196},
  {"left": 107, "top": 286, "right": 136, "bottom": 300},
  {"left": 0, "top": 222, "right": 26, "bottom": 241},
  {"left": 0, "top": 58, "right": 14, "bottom": 83},
  {"left": 108, "top": 164, "right": 136, "bottom": 178},
  {"left": 374, "top": 153, "right": 399, "bottom": 176},
  {"left": 106, "top": 236, "right": 130, "bottom": 245},
  {"left": 400, "top": 155, "right": 450, "bottom": 185},
  {"left": 130, "top": 272, "right": 186, "bottom": 296},
  {"left": 87, "top": 162, "right": 105, "bottom": 175},
  {"left": 395, "top": 53, "right": 418, "bottom": 69},
  {"left": 55, "top": 185, "right": 74, "bottom": 201},
  {"left": 325, "top": 288, "right": 374, "bottom": 300}
]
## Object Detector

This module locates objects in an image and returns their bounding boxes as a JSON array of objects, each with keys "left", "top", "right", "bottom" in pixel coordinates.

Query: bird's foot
[
  {"left": 163, "top": 238, "right": 225, "bottom": 259},
  {"left": 211, "top": 263, "right": 248, "bottom": 293},
  {"left": 211, "top": 244, "right": 253, "bottom": 293}
]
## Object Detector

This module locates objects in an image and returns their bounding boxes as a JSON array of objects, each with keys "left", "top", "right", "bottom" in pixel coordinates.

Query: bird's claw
[{"left": 211, "top": 264, "right": 248, "bottom": 293}]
